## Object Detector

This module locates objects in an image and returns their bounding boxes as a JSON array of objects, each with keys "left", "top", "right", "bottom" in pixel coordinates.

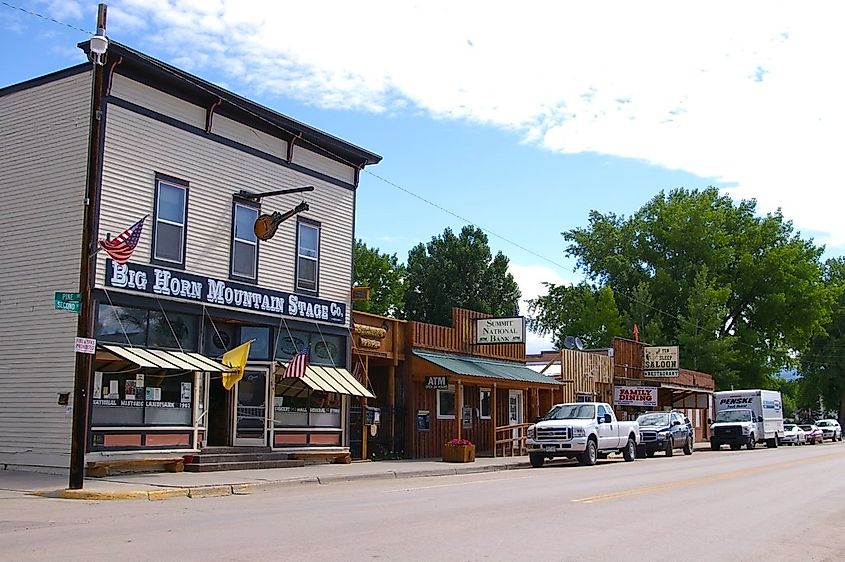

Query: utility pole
[{"left": 69, "top": 3, "right": 108, "bottom": 490}]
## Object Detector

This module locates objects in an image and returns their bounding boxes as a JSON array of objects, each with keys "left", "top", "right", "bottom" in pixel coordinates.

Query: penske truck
[{"left": 708, "top": 389, "right": 785, "bottom": 450}]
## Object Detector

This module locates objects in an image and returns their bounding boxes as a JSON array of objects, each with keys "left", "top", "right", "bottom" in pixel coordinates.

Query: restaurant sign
[
  {"left": 643, "top": 345, "right": 679, "bottom": 378},
  {"left": 105, "top": 260, "right": 346, "bottom": 324},
  {"left": 614, "top": 386, "right": 658, "bottom": 407}
]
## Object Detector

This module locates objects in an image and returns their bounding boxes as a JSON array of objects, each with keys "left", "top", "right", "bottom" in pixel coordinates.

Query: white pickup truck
[{"left": 526, "top": 402, "right": 640, "bottom": 467}]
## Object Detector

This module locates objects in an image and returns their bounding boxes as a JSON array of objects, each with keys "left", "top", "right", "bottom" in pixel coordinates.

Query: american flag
[
  {"left": 99, "top": 216, "right": 146, "bottom": 264},
  {"left": 282, "top": 344, "right": 310, "bottom": 378}
]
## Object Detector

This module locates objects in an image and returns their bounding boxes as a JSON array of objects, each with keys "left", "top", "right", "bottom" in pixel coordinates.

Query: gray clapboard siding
[
  {"left": 291, "top": 144, "right": 357, "bottom": 184},
  {"left": 0, "top": 71, "right": 92, "bottom": 468},
  {"left": 97, "top": 93, "right": 355, "bottom": 323}
]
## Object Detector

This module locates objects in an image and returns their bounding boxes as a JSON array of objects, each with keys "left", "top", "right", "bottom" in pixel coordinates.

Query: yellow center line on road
[{"left": 572, "top": 450, "right": 845, "bottom": 504}]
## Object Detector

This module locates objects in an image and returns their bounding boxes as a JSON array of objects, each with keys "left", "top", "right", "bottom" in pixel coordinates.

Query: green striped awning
[{"left": 413, "top": 350, "right": 560, "bottom": 385}]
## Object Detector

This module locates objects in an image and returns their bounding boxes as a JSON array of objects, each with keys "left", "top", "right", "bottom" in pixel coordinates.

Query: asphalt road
[{"left": 2, "top": 442, "right": 844, "bottom": 561}]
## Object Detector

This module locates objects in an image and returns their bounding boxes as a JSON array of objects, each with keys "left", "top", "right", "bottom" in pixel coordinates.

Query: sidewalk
[
  {"left": 0, "top": 455, "right": 531, "bottom": 501},
  {"left": 1, "top": 441, "right": 716, "bottom": 501}
]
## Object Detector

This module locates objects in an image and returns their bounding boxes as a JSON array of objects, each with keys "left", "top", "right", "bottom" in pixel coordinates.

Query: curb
[{"left": 31, "top": 462, "right": 532, "bottom": 501}]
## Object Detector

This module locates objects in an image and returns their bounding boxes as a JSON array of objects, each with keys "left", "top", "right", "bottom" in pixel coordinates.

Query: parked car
[
  {"left": 782, "top": 424, "right": 806, "bottom": 445},
  {"left": 814, "top": 419, "right": 843, "bottom": 441},
  {"left": 636, "top": 411, "right": 694, "bottom": 457},
  {"left": 799, "top": 424, "right": 824, "bottom": 444},
  {"left": 526, "top": 402, "right": 640, "bottom": 467}
]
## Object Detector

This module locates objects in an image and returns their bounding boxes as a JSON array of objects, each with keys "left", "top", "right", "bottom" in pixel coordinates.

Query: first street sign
[{"left": 55, "top": 292, "right": 82, "bottom": 314}]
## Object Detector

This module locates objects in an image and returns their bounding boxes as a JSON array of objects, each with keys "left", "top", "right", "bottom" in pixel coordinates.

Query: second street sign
[{"left": 54, "top": 292, "right": 82, "bottom": 314}]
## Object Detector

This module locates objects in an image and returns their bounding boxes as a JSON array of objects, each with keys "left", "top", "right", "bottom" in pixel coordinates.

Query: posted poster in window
[
  {"left": 146, "top": 387, "right": 161, "bottom": 401},
  {"left": 107, "top": 380, "right": 119, "bottom": 399},
  {"left": 181, "top": 382, "right": 192, "bottom": 403},
  {"left": 93, "top": 372, "right": 102, "bottom": 399},
  {"left": 462, "top": 405, "right": 472, "bottom": 429},
  {"left": 416, "top": 410, "right": 431, "bottom": 431},
  {"left": 125, "top": 380, "right": 137, "bottom": 399}
]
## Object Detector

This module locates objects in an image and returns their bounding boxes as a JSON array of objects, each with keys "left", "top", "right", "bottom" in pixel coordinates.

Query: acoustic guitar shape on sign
[{"left": 254, "top": 201, "right": 310, "bottom": 241}]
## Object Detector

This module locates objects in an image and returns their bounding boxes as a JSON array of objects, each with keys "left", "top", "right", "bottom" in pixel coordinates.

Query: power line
[{"left": 1, "top": 1, "right": 92, "bottom": 35}]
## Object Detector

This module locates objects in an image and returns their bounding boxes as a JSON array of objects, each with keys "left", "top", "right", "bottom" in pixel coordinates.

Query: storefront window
[
  {"left": 147, "top": 310, "right": 198, "bottom": 351},
  {"left": 97, "top": 305, "right": 146, "bottom": 345},
  {"left": 275, "top": 330, "right": 344, "bottom": 366},
  {"left": 91, "top": 370, "right": 193, "bottom": 427},
  {"left": 203, "top": 322, "right": 235, "bottom": 358},
  {"left": 479, "top": 388, "right": 492, "bottom": 419},
  {"left": 273, "top": 380, "right": 341, "bottom": 429},
  {"left": 96, "top": 304, "right": 198, "bottom": 351},
  {"left": 241, "top": 326, "right": 271, "bottom": 360},
  {"left": 437, "top": 385, "right": 456, "bottom": 419}
]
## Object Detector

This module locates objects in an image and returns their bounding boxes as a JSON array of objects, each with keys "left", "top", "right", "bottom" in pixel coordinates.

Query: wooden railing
[{"left": 494, "top": 423, "right": 532, "bottom": 457}]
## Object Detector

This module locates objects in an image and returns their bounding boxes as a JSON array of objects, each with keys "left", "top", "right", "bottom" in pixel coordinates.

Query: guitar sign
[{"left": 254, "top": 201, "right": 310, "bottom": 241}]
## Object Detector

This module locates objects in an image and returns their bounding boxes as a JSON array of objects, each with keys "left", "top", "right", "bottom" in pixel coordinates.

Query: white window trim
[
  {"left": 436, "top": 384, "right": 456, "bottom": 420},
  {"left": 479, "top": 387, "right": 492, "bottom": 420},
  {"left": 296, "top": 222, "right": 320, "bottom": 292},
  {"left": 153, "top": 181, "right": 187, "bottom": 264},
  {"left": 231, "top": 202, "right": 259, "bottom": 279}
]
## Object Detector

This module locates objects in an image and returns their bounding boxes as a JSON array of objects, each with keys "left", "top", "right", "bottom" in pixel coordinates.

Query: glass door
[
  {"left": 508, "top": 390, "right": 524, "bottom": 452},
  {"left": 233, "top": 368, "right": 268, "bottom": 446}
]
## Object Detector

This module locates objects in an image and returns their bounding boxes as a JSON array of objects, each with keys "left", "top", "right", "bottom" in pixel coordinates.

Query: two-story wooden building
[{"left": 0, "top": 41, "right": 381, "bottom": 471}]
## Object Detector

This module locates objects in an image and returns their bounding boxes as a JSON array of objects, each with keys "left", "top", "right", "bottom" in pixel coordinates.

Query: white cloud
[
  {"left": 101, "top": 1, "right": 845, "bottom": 246},
  {"left": 509, "top": 263, "right": 572, "bottom": 354}
]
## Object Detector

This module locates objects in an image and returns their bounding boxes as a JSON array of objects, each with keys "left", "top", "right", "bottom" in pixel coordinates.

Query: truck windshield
[
  {"left": 714, "top": 409, "right": 752, "bottom": 423},
  {"left": 544, "top": 404, "right": 596, "bottom": 420},
  {"left": 637, "top": 413, "right": 670, "bottom": 427}
]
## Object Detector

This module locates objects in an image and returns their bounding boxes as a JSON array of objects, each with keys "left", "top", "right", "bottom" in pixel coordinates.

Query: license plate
[{"left": 543, "top": 445, "right": 557, "bottom": 451}]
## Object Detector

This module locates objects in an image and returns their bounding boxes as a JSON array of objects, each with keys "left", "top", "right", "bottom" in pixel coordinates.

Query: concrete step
[
  {"left": 199, "top": 446, "right": 272, "bottom": 454},
  {"left": 187, "top": 451, "right": 294, "bottom": 464},
  {"left": 183, "top": 459, "right": 305, "bottom": 472}
]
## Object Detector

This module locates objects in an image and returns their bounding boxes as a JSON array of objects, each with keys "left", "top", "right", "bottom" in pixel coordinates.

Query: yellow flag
[{"left": 221, "top": 340, "right": 253, "bottom": 390}]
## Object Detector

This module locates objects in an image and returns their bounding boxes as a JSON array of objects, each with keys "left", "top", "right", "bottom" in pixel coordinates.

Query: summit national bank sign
[{"left": 105, "top": 260, "right": 346, "bottom": 324}]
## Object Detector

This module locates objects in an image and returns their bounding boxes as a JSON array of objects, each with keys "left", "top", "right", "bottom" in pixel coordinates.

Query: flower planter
[{"left": 442, "top": 443, "right": 476, "bottom": 463}]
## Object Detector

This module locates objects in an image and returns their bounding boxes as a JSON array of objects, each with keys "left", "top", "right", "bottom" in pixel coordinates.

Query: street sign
[
  {"left": 55, "top": 292, "right": 82, "bottom": 314},
  {"left": 74, "top": 337, "right": 97, "bottom": 354}
]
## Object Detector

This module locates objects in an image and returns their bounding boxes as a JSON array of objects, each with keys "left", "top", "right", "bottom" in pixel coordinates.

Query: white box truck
[{"left": 709, "top": 389, "right": 785, "bottom": 450}]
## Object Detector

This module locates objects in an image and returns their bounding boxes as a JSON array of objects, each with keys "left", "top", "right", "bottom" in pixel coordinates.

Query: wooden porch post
[
  {"left": 490, "top": 383, "right": 498, "bottom": 457},
  {"left": 387, "top": 363, "right": 396, "bottom": 452},
  {"left": 456, "top": 380, "right": 463, "bottom": 441},
  {"left": 361, "top": 356, "right": 369, "bottom": 461}
]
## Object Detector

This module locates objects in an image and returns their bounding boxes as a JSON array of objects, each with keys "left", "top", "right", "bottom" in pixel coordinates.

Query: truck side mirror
[
  {"left": 535, "top": 416, "right": 543, "bottom": 423},
  {"left": 672, "top": 420, "right": 681, "bottom": 426},
  {"left": 707, "top": 418, "right": 713, "bottom": 425},
  {"left": 604, "top": 413, "right": 612, "bottom": 424}
]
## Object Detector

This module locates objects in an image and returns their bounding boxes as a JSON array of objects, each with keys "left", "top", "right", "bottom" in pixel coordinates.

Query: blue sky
[{"left": 3, "top": 1, "right": 843, "bottom": 352}]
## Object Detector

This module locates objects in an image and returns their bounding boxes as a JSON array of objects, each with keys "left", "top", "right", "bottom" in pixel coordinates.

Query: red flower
[{"left": 446, "top": 438, "right": 473, "bottom": 446}]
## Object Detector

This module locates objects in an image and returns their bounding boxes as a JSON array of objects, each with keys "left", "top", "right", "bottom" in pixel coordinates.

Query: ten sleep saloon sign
[
  {"left": 643, "top": 346, "right": 680, "bottom": 378},
  {"left": 474, "top": 317, "right": 525, "bottom": 344},
  {"left": 614, "top": 386, "right": 658, "bottom": 407}
]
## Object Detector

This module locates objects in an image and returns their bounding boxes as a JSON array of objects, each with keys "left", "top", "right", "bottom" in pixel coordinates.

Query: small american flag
[
  {"left": 99, "top": 216, "right": 146, "bottom": 264},
  {"left": 282, "top": 344, "right": 310, "bottom": 378}
]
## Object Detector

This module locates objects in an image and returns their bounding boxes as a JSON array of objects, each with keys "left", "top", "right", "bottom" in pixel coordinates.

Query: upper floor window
[
  {"left": 152, "top": 175, "right": 188, "bottom": 267},
  {"left": 296, "top": 220, "right": 320, "bottom": 293},
  {"left": 231, "top": 202, "right": 259, "bottom": 281}
]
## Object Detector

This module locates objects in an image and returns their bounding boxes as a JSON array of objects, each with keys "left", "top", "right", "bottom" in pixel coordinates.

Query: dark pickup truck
[{"left": 636, "top": 411, "right": 694, "bottom": 458}]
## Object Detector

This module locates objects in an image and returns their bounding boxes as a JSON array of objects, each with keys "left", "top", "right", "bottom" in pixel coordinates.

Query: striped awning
[
  {"left": 274, "top": 363, "right": 375, "bottom": 399},
  {"left": 96, "top": 344, "right": 231, "bottom": 372}
]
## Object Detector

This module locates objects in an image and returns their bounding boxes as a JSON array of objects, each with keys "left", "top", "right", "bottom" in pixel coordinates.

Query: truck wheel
[
  {"left": 623, "top": 437, "right": 636, "bottom": 462},
  {"left": 730, "top": 444, "right": 741, "bottom": 450},
  {"left": 578, "top": 439, "right": 597, "bottom": 466},
  {"left": 683, "top": 436, "right": 694, "bottom": 455},
  {"left": 766, "top": 438, "right": 776, "bottom": 448},
  {"left": 647, "top": 450, "right": 656, "bottom": 457},
  {"left": 746, "top": 435, "right": 755, "bottom": 450},
  {"left": 665, "top": 438, "right": 674, "bottom": 457},
  {"left": 710, "top": 442, "right": 720, "bottom": 451},
  {"left": 529, "top": 453, "right": 545, "bottom": 468}
]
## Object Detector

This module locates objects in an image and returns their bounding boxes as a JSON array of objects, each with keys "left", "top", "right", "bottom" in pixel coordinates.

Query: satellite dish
[
  {"left": 574, "top": 337, "right": 585, "bottom": 350},
  {"left": 564, "top": 336, "right": 576, "bottom": 349}
]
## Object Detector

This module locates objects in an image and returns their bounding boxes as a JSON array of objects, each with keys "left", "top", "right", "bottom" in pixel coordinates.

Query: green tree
[
  {"left": 528, "top": 283, "right": 623, "bottom": 348},
  {"left": 404, "top": 225, "right": 521, "bottom": 325},
  {"left": 800, "top": 258, "right": 845, "bottom": 423},
  {"left": 352, "top": 240, "right": 406, "bottom": 317},
  {"left": 534, "top": 187, "right": 830, "bottom": 389}
]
